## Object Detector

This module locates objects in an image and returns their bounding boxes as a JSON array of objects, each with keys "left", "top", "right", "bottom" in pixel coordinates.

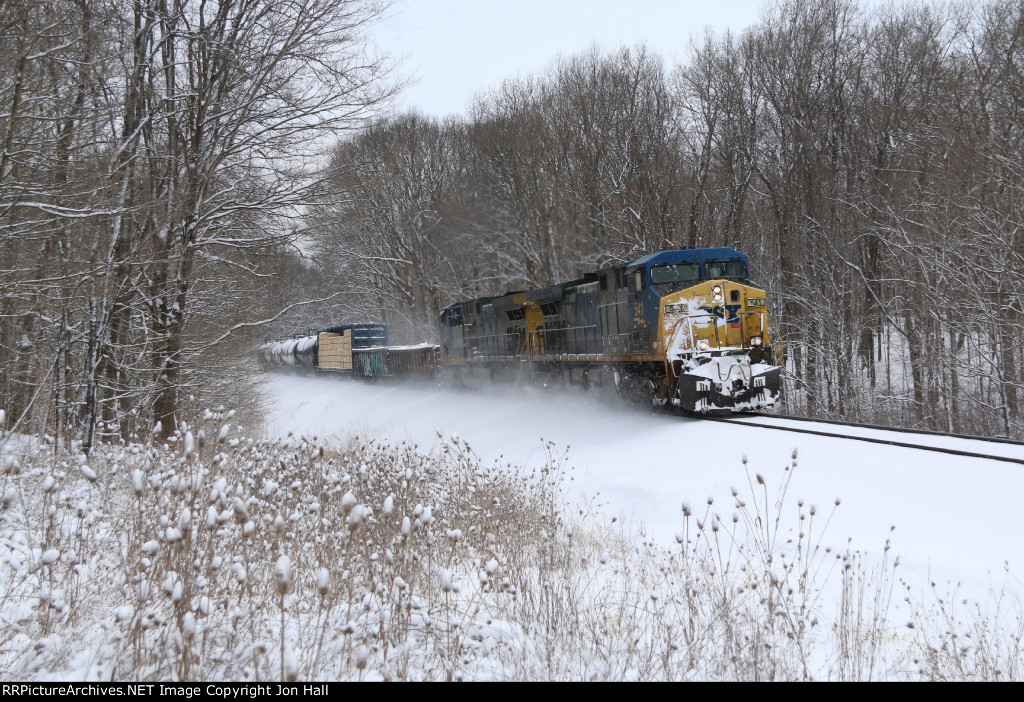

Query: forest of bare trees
[
  {"left": 0, "top": 0, "right": 394, "bottom": 445},
  {"left": 303, "top": 0, "right": 1024, "bottom": 438},
  {"left": 3, "top": 0, "right": 1023, "bottom": 443}
]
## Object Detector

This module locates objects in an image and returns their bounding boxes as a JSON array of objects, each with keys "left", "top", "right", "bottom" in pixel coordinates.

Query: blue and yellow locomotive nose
[
  {"left": 659, "top": 279, "right": 769, "bottom": 358},
  {"left": 658, "top": 280, "right": 780, "bottom": 412}
]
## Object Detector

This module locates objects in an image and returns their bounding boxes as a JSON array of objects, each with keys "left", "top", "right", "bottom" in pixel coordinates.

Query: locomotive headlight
[
  {"left": 698, "top": 340, "right": 710, "bottom": 351},
  {"left": 750, "top": 336, "right": 763, "bottom": 347},
  {"left": 711, "top": 285, "right": 723, "bottom": 302}
]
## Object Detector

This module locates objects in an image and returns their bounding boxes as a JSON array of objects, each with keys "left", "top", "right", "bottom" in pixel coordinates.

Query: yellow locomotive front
[{"left": 654, "top": 260, "right": 781, "bottom": 412}]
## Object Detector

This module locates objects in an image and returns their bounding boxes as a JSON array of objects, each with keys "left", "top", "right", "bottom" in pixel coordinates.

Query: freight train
[{"left": 261, "top": 247, "right": 781, "bottom": 414}]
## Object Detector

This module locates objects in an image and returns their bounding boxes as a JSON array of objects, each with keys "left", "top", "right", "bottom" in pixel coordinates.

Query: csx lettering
[
  {"left": 633, "top": 301, "right": 646, "bottom": 326},
  {"left": 700, "top": 304, "right": 742, "bottom": 323}
]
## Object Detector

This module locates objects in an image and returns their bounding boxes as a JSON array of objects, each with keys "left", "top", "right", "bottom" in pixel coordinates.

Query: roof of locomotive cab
[{"left": 627, "top": 247, "right": 749, "bottom": 269}]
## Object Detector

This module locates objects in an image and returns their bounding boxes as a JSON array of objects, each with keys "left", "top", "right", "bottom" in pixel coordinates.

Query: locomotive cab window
[
  {"left": 704, "top": 260, "right": 748, "bottom": 280},
  {"left": 446, "top": 307, "right": 463, "bottom": 326}
]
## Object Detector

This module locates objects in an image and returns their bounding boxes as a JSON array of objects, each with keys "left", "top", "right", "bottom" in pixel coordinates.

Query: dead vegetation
[{"left": 0, "top": 415, "right": 1020, "bottom": 681}]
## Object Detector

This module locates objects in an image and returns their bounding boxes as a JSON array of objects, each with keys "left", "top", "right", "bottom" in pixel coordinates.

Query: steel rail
[
  {"left": 701, "top": 414, "right": 1024, "bottom": 466},
  {"left": 733, "top": 412, "right": 1024, "bottom": 447}
]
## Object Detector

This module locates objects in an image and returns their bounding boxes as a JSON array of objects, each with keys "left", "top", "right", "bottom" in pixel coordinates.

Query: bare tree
[
  {"left": 0, "top": 0, "right": 396, "bottom": 445},
  {"left": 310, "top": 114, "right": 465, "bottom": 340}
]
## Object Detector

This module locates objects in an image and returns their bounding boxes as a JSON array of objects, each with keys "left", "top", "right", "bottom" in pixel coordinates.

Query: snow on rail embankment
[{"left": 264, "top": 372, "right": 1024, "bottom": 597}]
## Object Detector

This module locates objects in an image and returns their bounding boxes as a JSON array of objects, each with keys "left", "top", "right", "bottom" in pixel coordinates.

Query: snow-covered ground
[
  {"left": 2, "top": 373, "right": 1018, "bottom": 681},
  {"left": 264, "top": 372, "right": 1024, "bottom": 599}
]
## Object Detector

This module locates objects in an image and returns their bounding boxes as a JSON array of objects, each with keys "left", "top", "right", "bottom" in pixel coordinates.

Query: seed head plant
[{"left": 0, "top": 413, "right": 1020, "bottom": 681}]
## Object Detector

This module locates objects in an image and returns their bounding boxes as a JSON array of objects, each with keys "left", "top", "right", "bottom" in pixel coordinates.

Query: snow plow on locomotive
[{"left": 438, "top": 247, "right": 781, "bottom": 413}]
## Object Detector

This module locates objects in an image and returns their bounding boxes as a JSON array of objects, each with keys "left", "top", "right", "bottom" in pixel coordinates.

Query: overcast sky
[{"left": 372, "top": 0, "right": 767, "bottom": 118}]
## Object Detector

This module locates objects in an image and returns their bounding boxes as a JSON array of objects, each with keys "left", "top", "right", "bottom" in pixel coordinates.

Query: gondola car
[{"left": 437, "top": 247, "right": 781, "bottom": 413}]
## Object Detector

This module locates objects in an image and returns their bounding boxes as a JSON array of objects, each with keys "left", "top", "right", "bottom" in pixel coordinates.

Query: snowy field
[
  {"left": 2, "top": 373, "right": 1020, "bottom": 681},
  {"left": 265, "top": 372, "right": 1024, "bottom": 599}
]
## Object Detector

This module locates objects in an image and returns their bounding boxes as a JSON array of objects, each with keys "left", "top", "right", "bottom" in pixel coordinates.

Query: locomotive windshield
[
  {"left": 704, "top": 260, "right": 748, "bottom": 280},
  {"left": 650, "top": 263, "right": 699, "bottom": 285}
]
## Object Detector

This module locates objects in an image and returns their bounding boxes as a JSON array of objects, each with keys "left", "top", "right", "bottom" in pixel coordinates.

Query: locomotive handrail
[
  {"left": 462, "top": 325, "right": 606, "bottom": 361},
  {"left": 526, "top": 324, "right": 603, "bottom": 358},
  {"left": 716, "top": 362, "right": 750, "bottom": 382},
  {"left": 461, "top": 330, "right": 523, "bottom": 360},
  {"left": 459, "top": 325, "right": 645, "bottom": 361}
]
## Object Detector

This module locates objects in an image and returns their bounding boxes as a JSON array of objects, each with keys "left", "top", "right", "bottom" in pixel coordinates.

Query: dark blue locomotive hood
[{"left": 627, "top": 247, "right": 750, "bottom": 271}]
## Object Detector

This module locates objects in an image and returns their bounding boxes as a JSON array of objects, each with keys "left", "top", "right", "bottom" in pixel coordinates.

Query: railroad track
[{"left": 700, "top": 412, "right": 1024, "bottom": 466}]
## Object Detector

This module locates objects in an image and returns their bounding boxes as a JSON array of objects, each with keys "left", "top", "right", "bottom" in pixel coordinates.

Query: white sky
[{"left": 372, "top": 0, "right": 767, "bottom": 118}]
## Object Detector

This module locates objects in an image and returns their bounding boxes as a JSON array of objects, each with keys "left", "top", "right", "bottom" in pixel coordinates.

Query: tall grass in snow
[{"left": 0, "top": 415, "right": 1020, "bottom": 680}]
